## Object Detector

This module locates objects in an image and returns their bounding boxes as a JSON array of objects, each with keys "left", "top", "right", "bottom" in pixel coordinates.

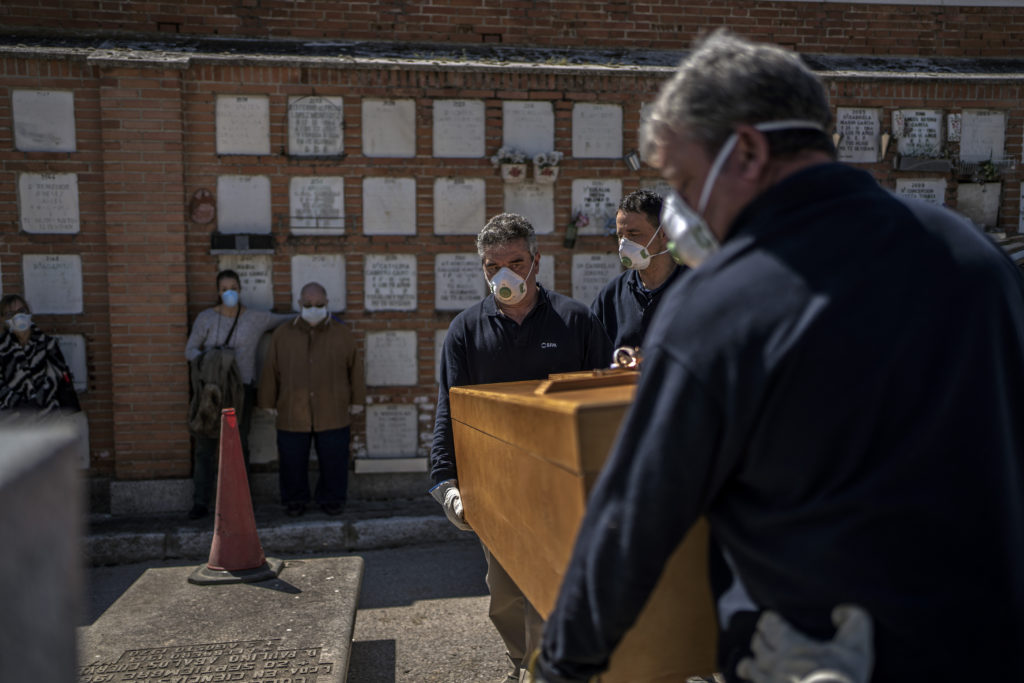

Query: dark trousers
[
  {"left": 192, "top": 384, "right": 256, "bottom": 508},
  {"left": 276, "top": 426, "right": 350, "bottom": 506}
]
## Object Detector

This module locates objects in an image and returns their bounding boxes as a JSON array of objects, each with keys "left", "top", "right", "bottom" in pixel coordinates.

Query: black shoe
[
  {"left": 285, "top": 503, "right": 306, "bottom": 517},
  {"left": 187, "top": 504, "right": 208, "bottom": 520},
  {"left": 320, "top": 502, "right": 344, "bottom": 516}
]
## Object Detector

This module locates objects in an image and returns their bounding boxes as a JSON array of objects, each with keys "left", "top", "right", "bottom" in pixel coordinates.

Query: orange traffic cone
[{"left": 189, "top": 408, "right": 283, "bottom": 585}]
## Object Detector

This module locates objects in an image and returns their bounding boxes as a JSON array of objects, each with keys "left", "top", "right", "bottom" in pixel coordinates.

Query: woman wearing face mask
[
  {"left": 0, "top": 293, "right": 80, "bottom": 417},
  {"left": 184, "top": 269, "right": 292, "bottom": 520}
]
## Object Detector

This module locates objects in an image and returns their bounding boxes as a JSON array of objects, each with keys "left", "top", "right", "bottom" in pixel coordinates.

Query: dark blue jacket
[
  {"left": 539, "top": 163, "right": 1024, "bottom": 683},
  {"left": 590, "top": 265, "right": 685, "bottom": 349},
  {"left": 431, "top": 285, "right": 612, "bottom": 484}
]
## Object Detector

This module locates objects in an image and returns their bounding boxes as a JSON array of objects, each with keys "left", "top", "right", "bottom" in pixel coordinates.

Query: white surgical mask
[
  {"left": 618, "top": 224, "right": 666, "bottom": 271},
  {"left": 487, "top": 257, "right": 536, "bottom": 306},
  {"left": 5, "top": 312, "right": 31, "bottom": 333},
  {"left": 301, "top": 305, "right": 328, "bottom": 325},
  {"left": 662, "top": 119, "right": 826, "bottom": 269},
  {"left": 221, "top": 289, "right": 239, "bottom": 308}
]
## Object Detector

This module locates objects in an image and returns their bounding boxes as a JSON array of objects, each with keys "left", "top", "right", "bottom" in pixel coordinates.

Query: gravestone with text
[
  {"left": 572, "top": 180, "right": 622, "bottom": 236},
  {"left": 433, "top": 99, "right": 485, "bottom": 158},
  {"left": 571, "top": 253, "right": 621, "bottom": 305},
  {"left": 434, "top": 178, "right": 486, "bottom": 235},
  {"left": 363, "top": 178, "right": 416, "bottom": 235},
  {"left": 503, "top": 183, "right": 554, "bottom": 235},
  {"left": 836, "top": 107, "right": 882, "bottom": 163},
  {"left": 216, "top": 95, "right": 270, "bottom": 155},
  {"left": 19, "top": 173, "right": 80, "bottom": 234},
  {"left": 503, "top": 101, "right": 554, "bottom": 158},
  {"left": 572, "top": 103, "right": 623, "bottom": 159},
  {"left": 364, "top": 255, "right": 417, "bottom": 311},
  {"left": 288, "top": 95, "right": 344, "bottom": 157},
  {"left": 23, "top": 254, "right": 83, "bottom": 314},
  {"left": 435, "top": 254, "right": 487, "bottom": 311},
  {"left": 290, "top": 177, "right": 345, "bottom": 235},
  {"left": 365, "top": 404, "right": 419, "bottom": 457},
  {"left": 362, "top": 99, "right": 416, "bottom": 158},
  {"left": 12, "top": 89, "right": 76, "bottom": 152},
  {"left": 218, "top": 255, "right": 274, "bottom": 311},
  {"left": 217, "top": 176, "right": 272, "bottom": 234},
  {"left": 365, "top": 331, "right": 418, "bottom": 386}
]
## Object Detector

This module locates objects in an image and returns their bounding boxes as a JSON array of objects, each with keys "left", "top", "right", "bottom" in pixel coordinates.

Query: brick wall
[
  {"left": 1, "top": 1, "right": 1022, "bottom": 58},
  {"left": 1, "top": 46, "right": 1022, "bottom": 506}
]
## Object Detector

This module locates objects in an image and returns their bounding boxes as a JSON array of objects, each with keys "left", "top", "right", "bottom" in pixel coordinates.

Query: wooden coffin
[{"left": 450, "top": 371, "right": 717, "bottom": 682}]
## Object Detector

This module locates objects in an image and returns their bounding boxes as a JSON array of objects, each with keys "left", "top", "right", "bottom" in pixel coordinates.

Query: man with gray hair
[
  {"left": 531, "top": 30, "right": 1024, "bottom": 682},
  {"left": 259, "top": 281, "right": 365, "bottom": 517},
  {"left": 431, "top": 212, "right": 611, "bottom": 682}
]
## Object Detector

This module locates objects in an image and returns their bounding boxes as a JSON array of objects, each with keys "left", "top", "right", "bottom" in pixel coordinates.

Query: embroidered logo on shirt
[{"left": 541, "top": 342, "right": 558, "bottom": 349}]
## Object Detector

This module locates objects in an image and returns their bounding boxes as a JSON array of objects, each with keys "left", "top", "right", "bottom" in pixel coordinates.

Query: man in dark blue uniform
[
  {"left": 531, "top": 30, "right": 1024, "bottom": 683},
  {"left": 430, "top": 212, "right": 612, "bottom": 683},
  {"left": 590, "top": 189, "right": 684, "bottom": 349}
]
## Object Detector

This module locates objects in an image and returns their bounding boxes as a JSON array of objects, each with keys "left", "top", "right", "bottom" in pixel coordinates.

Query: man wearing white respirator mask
[
  {"left": 431, "top": 213, "right": 611, "bottom": 682},
  {"left": 259, "top": 282, "right": 365, "bottom": 517},
  {"left": 591, "top": 189, "right": 685, "bottom": 349}
]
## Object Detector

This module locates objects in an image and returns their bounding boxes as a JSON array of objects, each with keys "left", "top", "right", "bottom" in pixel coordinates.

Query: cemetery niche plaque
[
  {"left": 572, "top": 180, "right": 622, "bottom": 236},
  {"left": 363, "top": 178, "right": 416, "bottom": 235},
  {"left": 503, "top": 101, "right": 555, "bottom": 157},
  {"left": 893, "top": 109, "right": 942, "bottom": 158},
  {"left": 217, "top": 175, "right": 272, "bottom": 234},
  {"left": 957, "top": 183, "right": 1001, "bottom": 229},
  {"left": 365, "top": 254, "right": 417, "bottom": 311},
  {"left": 835, "top": 108, "right": 881, "bottom": 164},
  {"left": 218, "top": 255, "right": 274, "bottom": 311},
  {"left": 572, "top": 103, "right": 624, "bottom": 159},
  {"left": 288, "top": 95, "right": 344, "bottom": 157},
  {"left": 959, "top": 110, "right": 1006, "bottom": 164},
  {"left": 434, "top": 178, "right": 486, "bottom": 235},
  {"left": 434, "top": 99, "right": 486, "bottom": 158},
  {"left": 290, "top": 254, "right": 346, "bottom": 312},
  {"left": 572, "top": 253, "right": 621, "bottom": 305},
  {"left": 895, "top": 178, "right": 946, "bottom": 206},
  {"left": 290, "top": 176, "right": 345, "bottom": 235},
  {"left": 504, "top": 183, "right": 554, "bottom": 235},
  {"left": 54, "top": 334, "right": 87, "bottom": 393},
  {"left": 365, "top": 404, "right": 419, "bottom": 457},
  {"left": 365, "top": 330, "right": 418, "bottom": 386},
  {"left": 19, "top": 172, "right": 80, "bottom": 234},
  {"left": 435, "top": 253, "right": 487, "bottom": 311},
  {"left": 12, "top": 89, "right": 76, "bottom": 153},
  {"left": 362, "top": 99, "right": 416, "bottom": 158},
  {"left": 216, "top": 95, "right": 270, "bottom": 156},
  {"left": 23, "top": 254, "right": 83, "bottom": 315},
  {"left": 537, "top": 254, "right": 555, "bottom": 292}
]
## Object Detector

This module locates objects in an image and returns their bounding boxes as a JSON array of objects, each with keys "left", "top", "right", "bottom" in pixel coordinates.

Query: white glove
[
  {"left": 262, "top": 407, "right": 278, "bottom": 417},
  {"left": 737, "top": 605, "right": 873, "bottom": 683},
  {"left": 430, "top": 479, "right": 472, "bottom": 531}
]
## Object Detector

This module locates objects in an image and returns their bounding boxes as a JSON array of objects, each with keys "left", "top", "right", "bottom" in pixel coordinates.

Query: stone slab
[
  {"left": 435, "top": 253, "right": 487, "bottom": 311},
  {"left": 895, "top": 178, "right": 946, "bottom": 206},
  {"left": 362, "top": 177, "right": 416, "bottom": 235},
  {"left": 893, "top": 109, "right": 942, "bottom": 157},
  {"left": 957, "top": 182, "right": 1002, "bottom": 228},
  {"left": 571, "top": 179, "right": 622, "bottom": 236},
  {"left": 216, "top": 94, "right": 270, "bottom": 156},
  {"left": 960, "top": 109, "right": 1006, "bottom": 163},
  {"left": 19, "top": 172, "right": 80, "bottom": 234},
  {"left": 353, "top": 457, "right": 428, "bottom": 474},
  {"left": 433, "top": 99, "right": 485, "bottom": 158},
  {"left": 433, "top": 177, "right": 486, "bottom": 235},
  {"left": 364, "top": 254, "right": 417, "bottom": 311},
  {"left": 12, "top": 89, "right": 76, "bottom": 152},
  {"left": 572, "top": 253, "right": 622, "bottom": 305},
  {"left": 365, "top": 330, "right": 418, "bottom": 386},
  {"left": 290, "top": 176, "right": 346, "bottom": 235},
  {"left": 362, "top": 99, "right": 416, "bottom": 158},
  {"left": 502, "top": 101, "right": 554, "bottom": 158},
  {"left": 503, "top": 182, "right": 554, "bottom": 234},
  {"left": 572, "top": 103, "right": 623, "bottom": 159},
  {"left": 218, "top": 254, "right": 275, "bottom": 312},
  {"left": 365, "top": 404, "right": 418, "bottom": 457},
  {"left": 288, "top": 95, "right": 344, "bottom": 157},
  {"left": 77, "top": 556, "right": 363, "bottom": 683},
  {"left": 24, "top": 253, "right": 83, "bottom": 314},
  {"left": 835, "top": 107, "right": 881, "bottom": 163},
  {"left": 217, "top": 175, "right": 272, "bottom": 234}
]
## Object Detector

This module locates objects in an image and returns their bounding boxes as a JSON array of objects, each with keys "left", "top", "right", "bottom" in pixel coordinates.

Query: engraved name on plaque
[
  {"left": 365, "top": 254, "right": 417, "bottom": 311},
  {"left": 366, "top": 404, "right": 419, "bottom": 457},
  {"left": 23, "top": 254, "right": 83, "bottom": 314},
  {"left": 571, "top": 253, "right": 621, "bottom": 305},
  {"left": 365, "top": 330, "right": 418, "bottom": 386},
  {"left": 504, "top": 183, "right": 554, "bottom": 235},
  {"left": 895, "top": 178, "right": 946, "bottom": 206},
  {"left": 12, "top": 90, "right": 76, "bottom": 153},
  {"left": 216, "top": 94, "right": 270, "bottom": 155},
  {"left": 218, "top": 255, "right": 274, "bottom": 311},
  {"left": 19, "top": 173, "right": 80, "bottom": 234},
  {"left": 288, "top": 95, "right": 344, "bottom": 157},
  {"left": 363, "top": 178, "right": 416, "bottom": 236},
  {"left": 503, "top": 101, "right": 555, "bottom": 157},
  {"left": 959, "top": 110, "right": 1006, "bottom": 163},
  {"left": 434, "top": 178, "right": 486, "bottom": 235},
  {"left": 836, "top": 108, "right": 881, "bottom": 163},
  {"left": 362, "top": 99, "right": 416, "bottom": 158},
  {"left": 290, "top": 176, "right": 345, "bottom": 235},
  {"left": 435, "top": 254, "right": 487, "bottom": 311},
  {"left": 572, "top": 103, "right": 623, "bottom": 159},
  {"left": 433, "top": 99, "right": 485, "bottom": 158},
  {"left": 893, "top": 110, "right": 942, "bottom": 157},
  {"left": 572, "top": 179, "right": 622, "bottom": 236}
]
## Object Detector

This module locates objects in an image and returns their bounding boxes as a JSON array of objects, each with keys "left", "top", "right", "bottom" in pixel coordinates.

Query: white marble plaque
[
  {"left": 959, "top": 110, "right": 1006, "bottom": 163},
  {"left": 502, "top": 101, "right": 555, "bottom": 158},
  {"left": 433, "top": 99, "right": 485, "bottom": 158},
  {"left": 365, "top": 404, "right": 419, "bottom": 457},
  {"left": 435, "top": 328, "right": 447, "bottom": 384},
  {"left": 572, "top": 253, "right": 622, "bottom": 305},
  {"left": 363, "top": 178, "right": 416, "bottom": 235},
  {"left": 217, "top": 254, "right": 274, "bottom": 311},
  {"left": 434, "top": 178, "right": 486, "bottom": 235},
  {"left": 503, "top": 183, "right": 554, "bottom": 235},
  {"left": 290, "top": 254, "right": 346, "bottom": 312},
  {"left": 572, "top": 179, "right": 622, "bottom": 236},
  {"left": 537, "top": 254, "right": 555, "bottom": 291},
  {"left": 836, "top": 107, "right": 881, "bottom": 163},
  {"left": 435, "top": 254, "right": 487, "bottom": 311},
  {"left": 19, "top": 173, "right": 80, "bottom": 234},
  {"left": 895, "top": 178, "right": 946, "bottom": 206},
  {"left": 290, "top": 176, "right": 345, "bottom": 234},
  {"left": 362, "top": 99, "right": 416, "bottom": 158},
  {"left": 365, "top": 254, "right": 417, "bottom": 311},
  {"left": 12, "top": 90, "right": 76, "bottom": 153},
  {"left": 365, "top": 330, "right": 418, "bottom": 386},
  {"left": 287, "top": 95, "right": 344, "bottom": 157},
  {"left": 54, "top": 334, "right": 87, "bottom": 392},
  {"left": 572, "top": 103, "right": 623, "bottom": 159},
  {"left": 23, "top": 254, "right": 83, "bottom": 314},
  {"left": 893, "top": 109, "right": 942, "bottom": 157},
  {"left": 217, "top": 175, "right": 272, "bottom": 234},
  {"left": 216, "top": 94, "right": 270, "bottom": 155},
  {"left": 641, "top": 179, "right": 673, "bottom": 199},
  {"left": 957, "top": 183, "right": 1001, "bottom": 228}
]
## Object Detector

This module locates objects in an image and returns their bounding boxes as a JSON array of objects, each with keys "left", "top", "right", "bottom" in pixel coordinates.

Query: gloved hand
[
  {"left": 737, "top": 605, "right": 873, "bottom": 683},
  {"left": 262, "top": 407, "right": 278, "bottom": 417},
  {"left": 429, "top": 479, "right": 472, "bottom": 531}
]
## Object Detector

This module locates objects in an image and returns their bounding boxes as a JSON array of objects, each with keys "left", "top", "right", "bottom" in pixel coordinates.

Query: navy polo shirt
[
  {"left": 590, "top": 265, "right": 685, "bottom": 349},
  {"left": 430, "top": 284, "right": 612, "bottom": 484}
]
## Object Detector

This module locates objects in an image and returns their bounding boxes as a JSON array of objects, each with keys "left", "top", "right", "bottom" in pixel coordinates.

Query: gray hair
[
  {"left": 640, "top": 30, "right": 833, "bottom": 161},
  {"left": 476, "top": 213, "right": 537, "bottom": 259}
]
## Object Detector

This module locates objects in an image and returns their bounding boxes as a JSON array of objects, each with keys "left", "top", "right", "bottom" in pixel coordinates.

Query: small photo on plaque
[
  {"left": 288, "top": 95, "right": 344, "bottom": 157},
  {"left": 572, "top": 179, "right": 622, "bottom": 236},
  {"left": 363, "top": 178, "right": 416, "bottom": 235},
  {"left": 216, "top": 94, "right": 270, "bottom": 156},
  {"left": 362, "top": 99, "right": 416, "bottom": 158},
  {"left": 572, "top": 103, "right": 624, "bottom": 159},
  {"left": 12, "top": 90, "right": 76, "bottom": 153},
  {"left": 19, "top": 173, "right": 80, "bottom": 234},
  {"left": 433, "top": 100, "right": 486, "bottom": 158},
  {"left": 290, "top": 176, "right": 345, "bottom": 235}
]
